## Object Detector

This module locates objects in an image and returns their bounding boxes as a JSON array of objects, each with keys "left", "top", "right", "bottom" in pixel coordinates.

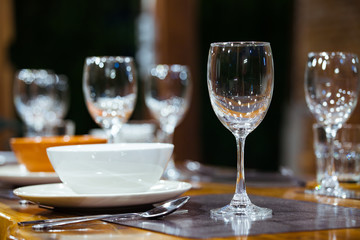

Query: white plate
[
  {"left": 13, "top": 180, "right": 192, "bottom": 208},
  {"left": 0, "top": 165, "right": 60, "bottom": 185},
  {"left": 0, "top": 151, "right": 17, "bottom": 164}
]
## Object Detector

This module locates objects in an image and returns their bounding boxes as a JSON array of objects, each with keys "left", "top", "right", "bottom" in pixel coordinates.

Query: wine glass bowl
[
  {"left": 305, "top": 52, "right": 359, "bottom": 127},
  {"left": 207, "top": 42, "right": 274, "bottom": 218},
  {"left": 145, "top": 64, "right": 191, "bottom": 179},
  {"left": 305, "top": 52, "right": 360, "bottom": 197},
  {"left": 13, "top": 69, "right": 69, "bottom": 136},
  {"left": 83, "top": 56, "right": 137, "bottom": 143},
  {"left": 146, "top": 64, "right": 191, "bottom": 135}
]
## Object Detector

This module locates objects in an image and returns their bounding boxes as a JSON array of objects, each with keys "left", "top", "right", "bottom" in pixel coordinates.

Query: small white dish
[
  {"left": 0, "top": 165, "right": 60, "bottom": 185},
  {"left": 13, "top": 180, "right": 192, "bottom": 208}
]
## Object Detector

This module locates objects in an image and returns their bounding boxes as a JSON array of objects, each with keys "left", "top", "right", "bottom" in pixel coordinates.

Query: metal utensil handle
[
  {"left": 32, "top": 213, "right": 139, "bottom": 231},
  {"left": 18, "top": 213, "right": 136, "bottom": 226}
]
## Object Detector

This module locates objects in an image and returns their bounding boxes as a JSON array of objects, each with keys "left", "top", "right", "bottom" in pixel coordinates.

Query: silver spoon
[{"left": 25, "top": 196, "right": 190, "bottom": 231}]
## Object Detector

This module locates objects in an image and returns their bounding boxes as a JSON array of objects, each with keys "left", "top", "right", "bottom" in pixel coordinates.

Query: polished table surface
[{"left": 2, "top": 181, "right": 360, "bottom": 239}]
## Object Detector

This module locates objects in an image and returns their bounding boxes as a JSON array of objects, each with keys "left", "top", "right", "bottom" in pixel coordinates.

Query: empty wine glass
[
  {"left": 14, "top": 69, "right": 69, "bottom": 136},
  {"left": 207, "top": 42, "right": 273, "bottom": 218},
  {"left": 145, "top": 64, "right": 192, "bottom": 180},
  {"left": 83, "top": 56, "right": 137, "bottom": 143},
  {"left": 305, "top": 52, "right": 360, "bottom": 198}
]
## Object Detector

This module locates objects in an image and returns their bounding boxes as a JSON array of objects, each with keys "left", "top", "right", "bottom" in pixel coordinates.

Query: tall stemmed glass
[
  {"left": 305, "top": 52, "right": 360, "bottom": 197},
  {"left": 14, "top": 69, "right": 69, "bottom": 136},
  {"left": 83, "top": 56, "right": 137, "bottom": 143},
  {"left": 145, "top": 64, "right": 192, "bottom": 180},
  {"left": 207, "top": 42, "right": 273, "bottom": 218}
]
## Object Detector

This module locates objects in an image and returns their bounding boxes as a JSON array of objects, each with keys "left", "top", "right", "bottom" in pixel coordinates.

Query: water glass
[
  {"left": 314, "top": 123, "right": 360, "bottom": 183},
  {"left": 335, "top": 124, "right": 360, "bottom": 182}
]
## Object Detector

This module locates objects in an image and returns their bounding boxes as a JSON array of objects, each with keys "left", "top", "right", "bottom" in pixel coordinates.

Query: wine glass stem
[
  {"left": 160, "top": 125, "right": 178, "bottom": 175},
  {"left": 231, "top": 136, "right": 251, "bottom": 207},
  {"left": 105, "top": 125, "right": 122, "bottom": 143},
  {"left": 159, "top": 123, "right": 175, "bottom": 144},
  {"left": 235, "top": 136, "right": 246, "bottom": 194},
  {"left": 326, "top": 134, "right": 335, "bottom": 177},
  {"left": 322, "top": 126, "right": 339, "bottom": 188},
  {"left": 162, "top": 131, "right": 174, "bottom": 144},
  {"left": 106, "top": 130, "right": 115, "bottom": 143}
]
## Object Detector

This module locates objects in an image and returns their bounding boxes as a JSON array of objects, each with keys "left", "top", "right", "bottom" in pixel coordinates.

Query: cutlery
[{"left": 18, "top": 196, "right": 190, "bottom": 230}]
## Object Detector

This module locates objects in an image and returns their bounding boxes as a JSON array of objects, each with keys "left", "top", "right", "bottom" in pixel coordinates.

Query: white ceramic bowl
[{"left": 46, "top": 143, "right": 174, "bottom": 194}]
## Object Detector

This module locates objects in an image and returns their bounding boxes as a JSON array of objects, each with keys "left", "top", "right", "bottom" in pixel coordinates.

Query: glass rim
[
  {"left": 149, "top": 64, "right": 190, "bottom": 71},
  {"left": 85, "top": 56, "right": 134, "bottom": 66},
  {"left": 308, "top": 51, "right": 359, "bottom": 58},
  {"left": 210, "top": 41, "right": 270, "bottom": 47},
  {"left": 85, "top": 56, "right": 134, "bottom": 61},
  {"left": 15, "top": 69, "right": 57, "bottom": 80},
  {"left": 15, "top": 69, "right": 54, "bottom": 73},
  {"left": 150, "top": 63, "right": 189, "bottom": 67}
]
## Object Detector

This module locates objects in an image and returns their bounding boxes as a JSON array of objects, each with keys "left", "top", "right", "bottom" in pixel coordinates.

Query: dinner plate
[
  {"left": 13, "top": 180, "right": 192, "bottom": 208},
  {"left": 0, "top": 165, "right": 60, "bottom": 185}
]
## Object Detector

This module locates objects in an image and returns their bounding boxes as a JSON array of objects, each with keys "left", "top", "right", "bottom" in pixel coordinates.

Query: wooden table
[{"left": 2, "top": 181, "right": 360, "bottom": 239}]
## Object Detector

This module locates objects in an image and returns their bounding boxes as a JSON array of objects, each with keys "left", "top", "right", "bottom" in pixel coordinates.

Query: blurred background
[{"left": 1, "top": 0, "right": 360, "bottom": 178}]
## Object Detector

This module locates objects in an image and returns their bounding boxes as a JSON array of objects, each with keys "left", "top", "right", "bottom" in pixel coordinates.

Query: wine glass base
[
  {"left": 305, "top": 185, "right": 358, "bottom": 199},
  {"left": 211, "top": 203, "right": 272, "bottom": 220}
]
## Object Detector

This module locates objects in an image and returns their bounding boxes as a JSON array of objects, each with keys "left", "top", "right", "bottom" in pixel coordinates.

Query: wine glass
[
  {"left": 305, "top": 52, "right": 360, "bottom": 198},
  {"left": 207, "top": 42, "right": 274, "bottom": 218},
  {"left": 83, "top": 56, "right": 137, "bottom": 143},
  {"left": 13, "top": 69, "right": 69, "bottom": 136},
  {"left": 145, "top": 64, "right": 192, "bottom": 180}
]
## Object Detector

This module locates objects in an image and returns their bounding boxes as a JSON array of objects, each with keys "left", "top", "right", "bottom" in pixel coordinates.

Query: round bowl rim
[{"left": 46, "top": 143, "right": 174, "bottom": 152}]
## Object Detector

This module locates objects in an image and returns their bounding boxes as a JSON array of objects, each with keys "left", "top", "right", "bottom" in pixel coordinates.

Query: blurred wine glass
[
  {"left": 145, "top": 64, "right": 192, "bottom": 180},
  {"left": 83, "top": 56, "right": 137, "bottom": 143},
  {"left": 13, "top": 69, "right": 70, "bottom": 136},
  {"left": 305, "top": 52, "right": 360, "bottom": 198}
]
